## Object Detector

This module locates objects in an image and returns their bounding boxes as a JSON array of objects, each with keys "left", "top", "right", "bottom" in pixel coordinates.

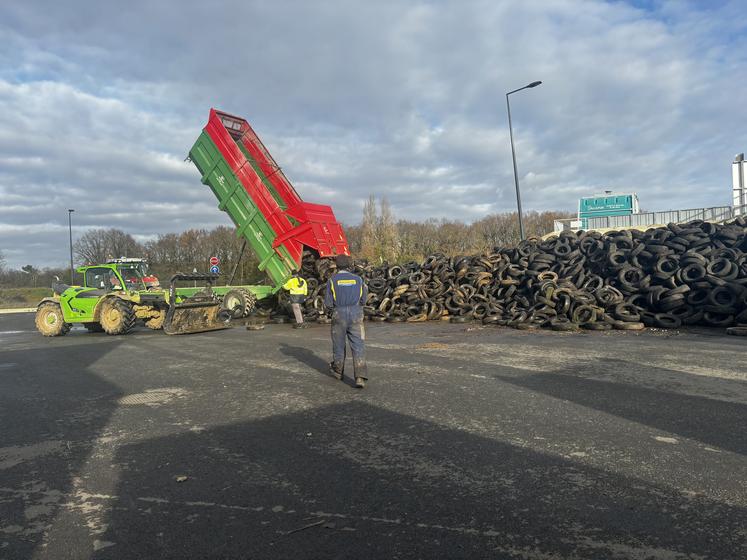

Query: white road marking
[{"left": 653, "top": 436, "right": 679, "bottom": 444}]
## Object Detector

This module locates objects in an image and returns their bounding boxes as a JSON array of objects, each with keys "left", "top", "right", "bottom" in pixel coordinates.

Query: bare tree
[
  {"left": 0, "top": 249, "right": 6, "bottom": 273},
  {"left": 360, "top": 195, "right": 378, "bottom": 261},
  {"left": 342, "top": 223, "right": 362, "bottom": 255},
  {"left": 103, "top": 229, "right": 142, "bottom": 260},
  {"left": 74, "top": 230, "right": 108, "bottom": 264},
  {"left": 75, "top": 229, "right": 142, "bottom": 264},
  {"left": 378, "top": 197, "right": 399, "bottom": 262}
]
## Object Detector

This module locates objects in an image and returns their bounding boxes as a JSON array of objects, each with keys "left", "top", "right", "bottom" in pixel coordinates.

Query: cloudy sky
[{"left": 1, "top": 0, "right": 746, "bottom": 268}]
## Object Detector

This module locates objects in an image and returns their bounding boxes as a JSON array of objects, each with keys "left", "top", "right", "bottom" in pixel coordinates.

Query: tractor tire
[
  {"left": 99, "top": 298, "right": 136, "bottom": 335},
  {"left": 221, "top": 288, "right": 257, "bottom": 319},
  {"left": 84, "top": 322, "right": 105, "bottom": 333},
  {"left": 145, "top": 309, "right": 166, "bottom": 330},
  {"left": 35, "top": 302, "right": 71, "bottom": 337}
]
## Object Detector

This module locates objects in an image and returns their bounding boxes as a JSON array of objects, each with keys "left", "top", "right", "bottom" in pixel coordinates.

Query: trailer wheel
[
  {"left": 145, "top": 309, "right": 166, "bottom": 330},
  {"left": 221, "top": 289, "right": 257, "bottom": 318},
  {"left": 35, "top": 302, "right": 71, "bottom": 337},
  {"left": 99, "top": 298, "right": 136, "bottom": 335}
]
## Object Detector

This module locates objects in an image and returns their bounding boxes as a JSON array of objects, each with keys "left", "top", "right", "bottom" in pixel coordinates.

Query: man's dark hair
[{"left": 335, "top": 254, "right": 353, "bottom": 269}]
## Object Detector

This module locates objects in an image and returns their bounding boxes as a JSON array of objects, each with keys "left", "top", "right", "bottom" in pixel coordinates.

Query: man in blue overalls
[{"left": 324, "top": 254, "right": 368, "bottom": 388}]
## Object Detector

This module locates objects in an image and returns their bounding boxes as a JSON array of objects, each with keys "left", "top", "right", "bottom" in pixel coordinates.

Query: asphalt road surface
[{"left": 1, "top": 313, "right": 745, "bottom": 559}]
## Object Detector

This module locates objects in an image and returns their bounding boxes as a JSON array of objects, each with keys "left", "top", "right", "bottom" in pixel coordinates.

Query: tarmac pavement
[{"left": 0, "top": 313, "right": 745, "bottom": 559}]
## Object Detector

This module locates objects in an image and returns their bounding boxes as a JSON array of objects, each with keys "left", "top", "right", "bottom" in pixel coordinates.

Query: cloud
[{"left": 0, "top": 0, "right": 746, "bottom": 268}]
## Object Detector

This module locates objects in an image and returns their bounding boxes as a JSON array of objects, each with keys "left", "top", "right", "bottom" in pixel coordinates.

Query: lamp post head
[
  {"left": 68, "top": 209, "right": 75, "bottom": 213},
  {"left": 507, "top": 80, "right": 543, "bottom": 96}
]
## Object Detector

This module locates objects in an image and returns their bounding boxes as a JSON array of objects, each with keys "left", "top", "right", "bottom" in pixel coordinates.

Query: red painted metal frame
[{"left": 204, "top": 109, "right": 349, "bottom": 267}]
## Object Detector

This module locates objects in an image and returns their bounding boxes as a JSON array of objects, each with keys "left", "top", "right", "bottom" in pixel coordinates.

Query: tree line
[
  {"left": 346, "top": 196, "right": 572, "bottom": 263},
  {"left": 0, "top": 201, "right": 572, "bottom": 288}
]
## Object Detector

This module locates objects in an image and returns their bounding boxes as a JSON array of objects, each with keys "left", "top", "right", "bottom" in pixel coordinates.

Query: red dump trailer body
[{"left": 203, "top": 109, "right": 349, "bottom": 268}]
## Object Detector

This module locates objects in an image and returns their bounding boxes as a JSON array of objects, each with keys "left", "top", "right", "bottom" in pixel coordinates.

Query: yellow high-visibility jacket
[{"left": 283, "top": 276, "right": 308, "bottom": 296}]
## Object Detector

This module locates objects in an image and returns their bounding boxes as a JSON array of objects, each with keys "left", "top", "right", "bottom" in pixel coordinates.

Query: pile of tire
[{"left": 280, "top": 217, "right": 747, "bottom": 331}]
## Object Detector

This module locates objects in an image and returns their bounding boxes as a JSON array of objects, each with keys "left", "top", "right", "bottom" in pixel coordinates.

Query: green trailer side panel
[{"left": 189, "top": 132, "right": 295, "bottom": 287}]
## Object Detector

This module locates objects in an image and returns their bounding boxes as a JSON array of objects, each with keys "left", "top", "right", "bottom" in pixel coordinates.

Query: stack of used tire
[{"left": 272, "top": 218, "right": 747, "bottom": 333}]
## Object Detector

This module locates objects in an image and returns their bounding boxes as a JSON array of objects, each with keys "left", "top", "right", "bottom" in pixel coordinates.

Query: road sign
[
  {"left": 210, "top": 265, "right": 220, "bottom": 274},
  {"left": 209, "top": 256, "right": 220, "bottom": 266}
]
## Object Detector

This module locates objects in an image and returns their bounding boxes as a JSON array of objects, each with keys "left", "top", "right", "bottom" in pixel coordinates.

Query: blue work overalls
[{"left": 324, "top": 270, "right": 368, "bottom": 379}]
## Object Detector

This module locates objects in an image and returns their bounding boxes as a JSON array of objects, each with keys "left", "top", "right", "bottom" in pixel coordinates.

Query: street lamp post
[
  {"left": 506, "top": 80, "right": 542, "bottom": 241},
  {"left": 68, "top": 209, "right": 75, "bottom": 284}
]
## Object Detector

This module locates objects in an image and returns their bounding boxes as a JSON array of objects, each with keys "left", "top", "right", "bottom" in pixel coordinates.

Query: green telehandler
[{"left": 34, "top": 258, "right": 260, "bottom": 336}]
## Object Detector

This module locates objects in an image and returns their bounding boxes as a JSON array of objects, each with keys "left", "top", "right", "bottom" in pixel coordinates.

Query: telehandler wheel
[
  {"left": 35, "top": 302, "right": 71, "bottom": 337},
  {"left": 84, "top": 322, "right": 105, "bottom": 333},
  {"left": 99, "top": 298, "right": 136, "bottom": 335},
  {"left": 221, "top": 288, "right": 257, "bottom": 319},
  {"left": 145, "top": 309, "right": 166, "bottom": 330}
]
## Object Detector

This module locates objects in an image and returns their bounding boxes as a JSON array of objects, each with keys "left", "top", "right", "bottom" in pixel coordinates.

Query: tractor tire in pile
[
  {"left": 145, "top": 309, "right": 166, "bottom": 330},
  {"left": 35, "top": 302, "right": 71, "bottom": 337},
  {"left": 99, "top": 298, "right": 136, "bottom": 335},
  {"left": 84, "top": 322, "right": 105, "bottom": 333},
  {"left": 221, "top": 288, "right": 257, "bottom": 319}
]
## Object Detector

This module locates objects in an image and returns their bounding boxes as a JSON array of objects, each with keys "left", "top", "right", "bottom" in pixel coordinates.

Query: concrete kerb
[{"left": 0, "top": 308, "right": 36, "bottom": 314}]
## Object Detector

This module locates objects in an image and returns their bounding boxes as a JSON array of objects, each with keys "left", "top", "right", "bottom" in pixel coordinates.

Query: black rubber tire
[
  {"left": 614, "top": 303, "right": 641, "bottom": 322},
  {"left": 653, "top": 313, "right": 682, "bottom": 329},
  {"left": 726, "top": 326, "right": 747, "bottom": 336},
  {"left": 221, "top": 288, "right": 257, "bottom": 319},
  {"left": 35, "top": 302, "right": 71, "bottom": 337},
  {"left": 99, "top": 298, "right": 136, "bottom": 335},
  {"left": 702, "top": 312, "right": 734, "bottom": 328}
]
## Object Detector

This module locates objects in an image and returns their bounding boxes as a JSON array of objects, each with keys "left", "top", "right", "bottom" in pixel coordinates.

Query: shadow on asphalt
[
  {"left": 278, "top": 342, "right": 330, "bottom": 376},
  {"left": 0, "top": 338, "right": 124, "bottom": 560},
  {"left": 278, "top": 343, "right": 361, "bottom": 388},
  {"left": 495, "top": 363, "right": 747, "bottom": 456},
  {"left": 98, "top": 401, "right": 746, "bottom": 559}
]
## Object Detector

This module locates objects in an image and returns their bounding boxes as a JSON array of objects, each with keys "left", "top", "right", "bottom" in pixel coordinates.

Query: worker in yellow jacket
[{"left": 283, "top": 275, "right": 309, "bottom": 329}]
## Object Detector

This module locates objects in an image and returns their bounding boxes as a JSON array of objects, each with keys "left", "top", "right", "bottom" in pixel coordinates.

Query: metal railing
[
  {"left": 551, "top": 204, "right": 747, "bottom": 233},
  {"left": 586, "top": 204, "right": 747, "bottom": 230}
]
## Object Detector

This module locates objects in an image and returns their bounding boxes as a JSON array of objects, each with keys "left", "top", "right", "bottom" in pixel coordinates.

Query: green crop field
[{"left": 0, "top": 288, "right": 52, "bottom": 309}]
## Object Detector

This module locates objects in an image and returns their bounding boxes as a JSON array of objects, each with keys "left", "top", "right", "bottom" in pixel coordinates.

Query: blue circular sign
[{"left": 210, "top": 265, "right": 220, "bottom": 274}]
